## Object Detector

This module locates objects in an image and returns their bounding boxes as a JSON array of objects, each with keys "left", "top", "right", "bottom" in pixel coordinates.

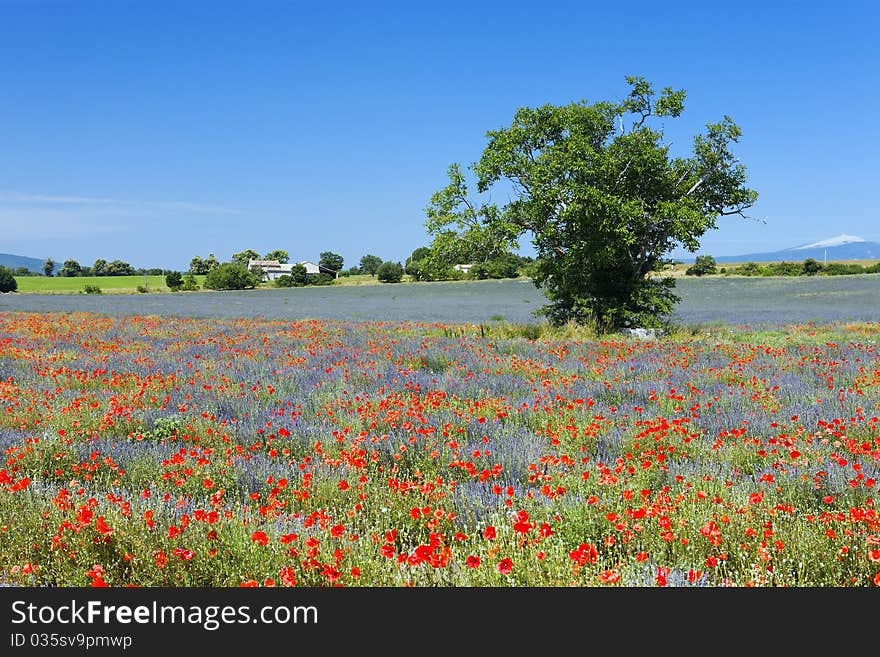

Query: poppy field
[{"left": 1, "top": 311, "right": 878, "bottom": 587}]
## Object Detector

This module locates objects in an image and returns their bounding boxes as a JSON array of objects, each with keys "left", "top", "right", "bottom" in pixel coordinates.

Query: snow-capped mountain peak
[{"left": 793, "top": 234, "right": 866, "bottom": 250}]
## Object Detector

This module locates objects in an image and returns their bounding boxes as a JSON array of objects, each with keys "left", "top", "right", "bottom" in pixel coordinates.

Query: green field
[{"left": 13, "top": 275, "right": 207, "bottom": 294}]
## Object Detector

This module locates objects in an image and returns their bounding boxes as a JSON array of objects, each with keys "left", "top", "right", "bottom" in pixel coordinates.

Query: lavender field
[{"left": 3, "top": 275, "right": 880, "bottom": 325}]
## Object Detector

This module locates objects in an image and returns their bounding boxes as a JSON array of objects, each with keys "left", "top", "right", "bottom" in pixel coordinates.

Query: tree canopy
[
  {"left": 0, "top": 265, "right": 17, "bottom": 292},
  {"left": 376, "top": 260, "right": 404, "bottom": 283},
  {"left": 425, "top": 76, "right": 757, "bottom": 332},
  {"left": 58, "top": 259, "right": 82, "bottom": 278},
  {"left": 232, "top": 250, "right": 261, "bottom": 268},
  {"left": 319, "top": 251, "right": 344, "bottom": 274},
  {"left": 204, "top": 263, "right": 261, "bottom": 290},
  {"left": 263, "top": 249, "right": 289, "bottom": 263},
  {"left": 359, "top": 254, "right": 383, "bottom": 276}
]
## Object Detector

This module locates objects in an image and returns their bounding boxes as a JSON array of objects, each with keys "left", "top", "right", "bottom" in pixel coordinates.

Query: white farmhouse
[{"left": 248, "top": 259, "right": 338, "bottom": 281}]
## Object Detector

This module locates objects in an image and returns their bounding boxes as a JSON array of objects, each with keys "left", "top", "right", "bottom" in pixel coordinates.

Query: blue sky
[{"left": 0, "top": 0, "right": 877, "bottom": 270}]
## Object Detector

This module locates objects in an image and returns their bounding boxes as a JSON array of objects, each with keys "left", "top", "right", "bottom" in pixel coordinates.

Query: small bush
[
  {"left": 165, "top": 271, "right": 183, "bottom": 291},
  {"left": 308, "top": 273, "right": 336, "bottom": 286},
  {"left": 274, "top": 273, "right": 307, "bottom": 288},
  {"left": 0, "top": 266, "right": 17, "bottom": 292},
  {"left": 377, "top": 261, "right": 404, "bottom": 283},
  {"left": 822, "top": 262, "right": 865, "bottom": 276},
  {"left": 802, "top": 258, "right": 823, "bottom": 275},
  {"left": 83, "top": 284, "right": 102, "bottom": 294},
  {"left": 276, "top": 265, "right": 308, "bottom": 287},
  {"left": 204, "top": 263, "right": 260, "bottom": 290},
  {"left": 764, "top": 261, "right": 801, "bottom": 276},
  {"left": 734, "top": 262, "right": 763, "bottom": 276},
  {"left": 136, "top": 285, "right": 149, "bottom": 293},
  {"left": 685, "top": 255, "right": 717, "bottom": 276},
  {"left": 180, "top": 273, "right": 200, "bottom": 291}
]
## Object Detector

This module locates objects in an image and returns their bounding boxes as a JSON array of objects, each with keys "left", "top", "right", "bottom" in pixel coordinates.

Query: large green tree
[
  {"left": 426, "top": 76, "right": 757, "bottom": 332},
  {"left": 358, "top": 254, "right": 383, "bottom": 276},
  {"left": 319, "top": 251, "right": 344, "bottom": 274},
  {"left": 425, "top": 163, "right": 519, "bottom": 266},
  {"left": 58, "top": 259, "right": 82, "bottom": 277},
  {"left": 43, "top": 257, "right": 55, "bottom": 277}
]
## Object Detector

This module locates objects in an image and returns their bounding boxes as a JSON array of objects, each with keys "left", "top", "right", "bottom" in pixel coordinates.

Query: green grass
[{"left": 14, "top": 275, "right": 207, "bottom": 294}]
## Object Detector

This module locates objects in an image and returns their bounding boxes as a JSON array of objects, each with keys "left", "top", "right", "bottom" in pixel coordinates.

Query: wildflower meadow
[{"left": 1, "top": 312, "right": 878, "bottom": 587}]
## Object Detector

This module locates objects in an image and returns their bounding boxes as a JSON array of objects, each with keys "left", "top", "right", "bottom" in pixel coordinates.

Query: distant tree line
[
  {"left": 685, "top": 256, "right": 880, "bottom": 277},
  {"left": 47, "top": 258, "right": 171, "bottom": 277}
]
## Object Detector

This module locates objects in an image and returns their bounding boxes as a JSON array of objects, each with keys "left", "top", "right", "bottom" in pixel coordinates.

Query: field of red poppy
[{"left": 1, "top": 311, "right": 878, "bottom": 587}]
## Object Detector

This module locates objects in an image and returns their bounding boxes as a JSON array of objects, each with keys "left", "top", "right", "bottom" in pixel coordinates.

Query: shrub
[
  {"left": 180, "top": 273, "right": 200, "bottom": 291},
  {"left": 685, "top": 255, "right": 717, "bottom": 276},
  {"left": 376, "top": 261, "right": 404, "bottom": 283},
  {"left": 83, "top": 284, "right": 102, "bottom": 294},
  {"left": 734, "top": 262, "right": 763, "bottom": 276},
  {"left": 865, "top": 263, "right": 880, "bottom": 274},
  {"left": 802, "top": 258, "right": 823, "bottom": 275},
  {"left": 470, "top": 254, "right": 521, "bottom": 279},
  {"left": 275, "top": 274, "right": 308, "bottom": 288},
  {"left": 822, "top": 262, "right": 865, "bottom": 276},
  {"left": 0, "top": 265, "right": 18, "bottom": 292},
  {"left": 136, "top": 285, "right": 149, "bottom": 293},
  {"left": 165, "top": 271, "right": 184, "bottom": 291},
  {"left": 764, "top": 261, "right": 801, "bottom": 276},
  {"left": 307, "top": 273, "right": 335, "bottom": 286},
  {"left": 285, "top": 264, "right": 309, "bottom": 286},
  {"left": 204, "top": 263, "right": 260, "bottom": 290}
]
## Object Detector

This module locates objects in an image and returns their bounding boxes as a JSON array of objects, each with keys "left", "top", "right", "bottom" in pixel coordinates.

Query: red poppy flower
[
  {"left": 172, "top": 548, "right": 195, "bottom": 561},
  {"left": 466, "top": 555, "right": 481, "bottom": 569},
  {"left": 280, "top": 567, "right": 297, "bottom": 587},
  {"left": 251, "top": 531, "right": 269, "bottom": 546},
  {"left": 656, "top": 567, "right": 669, "bottom": 587},
  {"left": 484, "top": 526, "right": 496, "bottom": 541},
  {"left": 330, "top": 524, "right": 345, "bottom": 538},
  {"left": 497, "top": 558, "right": 513, "bottom": 575},
  {"left": 569, "top": 543, "right": 598, "bottom": 566},
  {"left": 868, "top": 549, "right": 880, "bottom": 563},
  {"left": 598, "top": 569, "right": 620, "bottom": 584},
  {"left": 95, "top": 516, "right": 113, "bottom": 535},
  {"left": 76, "top": 507, "right": 93, "bottom": 525}
]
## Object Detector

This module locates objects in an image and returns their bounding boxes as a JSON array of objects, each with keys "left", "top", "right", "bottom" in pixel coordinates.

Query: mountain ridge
[
  {"left": 690, "top": 234, "right": 880, "bottom": 264},
  {"left": 0, "top": 253, "right": 47, "bottom": 273}
]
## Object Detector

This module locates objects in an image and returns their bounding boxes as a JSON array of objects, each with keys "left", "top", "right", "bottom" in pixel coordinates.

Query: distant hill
[
  {"left": 0, "top": 253, "right": 47, "bottom": 273},
  {"left": 690, "top": 234, "right": 880, "bottom": 264}
]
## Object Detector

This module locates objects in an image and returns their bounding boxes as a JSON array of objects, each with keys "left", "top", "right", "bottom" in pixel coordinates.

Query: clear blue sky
[{"left": 1, "top": 0, "right": 877, "bottom": 270}]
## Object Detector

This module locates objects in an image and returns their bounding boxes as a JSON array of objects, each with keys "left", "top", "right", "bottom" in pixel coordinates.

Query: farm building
[{"left": 248, "top": 259, "right": 338, "bottom": 281}]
